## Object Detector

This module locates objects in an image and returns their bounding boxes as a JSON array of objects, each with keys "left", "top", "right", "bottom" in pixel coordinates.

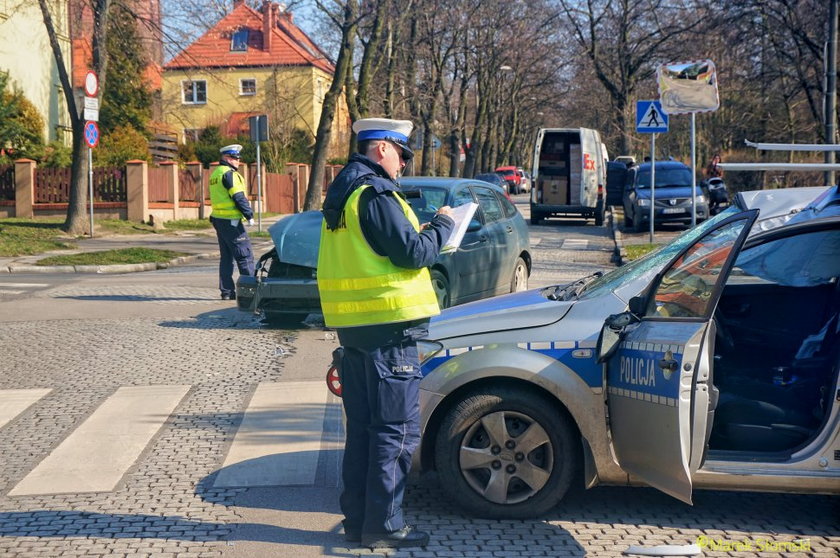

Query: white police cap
[
  {"left": 353, "top": 118, "right": 414, "bottom": 160},
  {"left": 220, "top": 144, "right": 243, "bottom": 157}
]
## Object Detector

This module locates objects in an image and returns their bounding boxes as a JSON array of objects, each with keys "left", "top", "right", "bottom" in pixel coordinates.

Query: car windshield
[
  {"left": 403, "top": 187, "right": 449, "bottom": 222},
  {"left": 635, "top": 168, "right": 692, "bottom": 188},
  {"left": 577, "top": 206, "right": 741, "bottom": 300}
]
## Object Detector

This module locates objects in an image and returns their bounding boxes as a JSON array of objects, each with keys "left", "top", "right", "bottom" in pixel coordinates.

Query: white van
[{"left": 530, "top": 127, "right": 607, "bottom": 226}]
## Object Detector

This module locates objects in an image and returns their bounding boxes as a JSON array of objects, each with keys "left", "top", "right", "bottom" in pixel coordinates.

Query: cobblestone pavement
[{"left": 0, "top": 312, "right": 275, "bottom": 557}]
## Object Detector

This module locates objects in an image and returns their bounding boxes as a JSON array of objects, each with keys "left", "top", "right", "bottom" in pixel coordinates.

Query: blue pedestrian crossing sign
[{"left": 636, "top": 100, "right": 669, "bottom": 133}]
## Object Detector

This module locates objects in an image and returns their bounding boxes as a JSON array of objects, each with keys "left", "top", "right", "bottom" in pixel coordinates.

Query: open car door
[{"left": 605, "top": 210, "right": 758, "bottom": 503}]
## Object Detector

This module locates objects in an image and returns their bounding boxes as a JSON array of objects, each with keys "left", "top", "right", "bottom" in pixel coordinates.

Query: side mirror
[
  {"left": 467, "top": 219, "right": 482, "bottom": 232},
  {"left": 596, "top": 311, "right": 640, "bottom": 363},
  {"left": 629, "top": 295, "right": 647, "bottom": 316}
]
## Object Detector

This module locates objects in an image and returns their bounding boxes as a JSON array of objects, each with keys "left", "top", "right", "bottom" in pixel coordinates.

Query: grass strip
[
  {"left": 36, "top": 247, "right": 188, "bottom": 266},
  {"left": 625, "top": 243, "right": 661, "bottom": 260},
  {"left": 0, "top": 218, "right": 76, "bottom": 256}
]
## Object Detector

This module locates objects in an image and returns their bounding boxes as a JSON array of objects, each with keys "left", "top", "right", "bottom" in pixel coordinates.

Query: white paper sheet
[{"left": 440, "top": 202, "right": 478, "bottom": 254}]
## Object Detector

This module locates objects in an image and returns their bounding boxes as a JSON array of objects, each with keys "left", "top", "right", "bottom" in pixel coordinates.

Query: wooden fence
[
  {"left": 0, "top": 165, "right": 13, "bottom": 200},
  {"left": 147, "top": 166, "right": 170, "bottom": 203},
  {"left": 179, "top": 167, "right": 198, "bottom": 202},
  {"left": 34, "top": 167, "right": 127, "bottom": 203}
]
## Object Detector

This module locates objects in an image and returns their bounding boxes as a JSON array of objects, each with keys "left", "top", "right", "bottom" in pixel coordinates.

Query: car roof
[
  {"left": 400, "top": 176, "right": 506, "bottom": 194},
  {"left": 495, "top": 166, "right": 516, "bottom": 171},
  {"left": 635, "top": 161, "right": 690, "bottom": 171}
]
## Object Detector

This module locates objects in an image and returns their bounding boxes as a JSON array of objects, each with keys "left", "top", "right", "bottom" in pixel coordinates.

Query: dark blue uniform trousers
[
  {"left": 337, "top": 332, "right": 422, "bottom": 535},
  {"left": 211, "top": 217, "right": 254, "bottom": 297}
]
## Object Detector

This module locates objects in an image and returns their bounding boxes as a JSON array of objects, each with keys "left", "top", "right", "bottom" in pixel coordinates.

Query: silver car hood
[
  {"left": 267, "top": 211, "right": 323, "bottom": 268},
  {"left": 428, "top": 288, "right": 573, "bottom": 340}
]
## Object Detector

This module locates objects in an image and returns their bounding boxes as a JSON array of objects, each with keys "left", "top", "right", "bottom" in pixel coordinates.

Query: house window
[
  {"left": 231, "top": 29, "right": 249, "bottom": 51},
  {"left": 240, "top": 78, "right": 257, "bottom": 96},
  {"left": 182, "top": 80, "right": 206, "bottom": 104}
]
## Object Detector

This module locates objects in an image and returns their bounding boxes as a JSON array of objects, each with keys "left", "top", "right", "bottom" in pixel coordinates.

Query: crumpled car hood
[
  {"left": 267, "top": 210, "right": 323, "bottom": 268},
  {"left": 428, "top": 288, "right": 573, "bottom": 340}
]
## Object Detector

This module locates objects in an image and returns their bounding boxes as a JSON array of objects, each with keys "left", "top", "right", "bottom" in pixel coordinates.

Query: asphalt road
[{"left": 0, "top": 201, "right": 837, "bottom": 557}]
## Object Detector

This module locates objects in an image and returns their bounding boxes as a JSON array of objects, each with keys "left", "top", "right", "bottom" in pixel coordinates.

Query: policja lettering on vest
[
  {"left": 318, "top": 117, "right": 455, "bottom": 550},
  {"left": 209, "top": 144, "right": 255, "bottom": 300}
]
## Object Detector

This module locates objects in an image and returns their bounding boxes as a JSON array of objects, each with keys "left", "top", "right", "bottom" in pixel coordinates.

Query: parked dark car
[
  {"left": 605, "top": 161, "right": 627, "bottom": 206},
  {"left": 237, "top": 177, "right": 532, "bottom": 322},
  {"left": 474, "top": 173, "right": 510, "bottom": 194},
  {"left": 622, "top": 161, "right": 709, "bottom": 232}
]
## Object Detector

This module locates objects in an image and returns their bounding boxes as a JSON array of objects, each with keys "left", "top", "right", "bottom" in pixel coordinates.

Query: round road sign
[
  {"left": 84, "top": 71, "right": 99, "bottom": 97},
  {"left": 84, "top": 121, "right": 99, "bottom": 148}
]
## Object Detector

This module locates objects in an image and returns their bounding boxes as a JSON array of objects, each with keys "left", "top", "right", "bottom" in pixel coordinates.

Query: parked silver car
[
  {"left": 412, "top": 185, "right": 840, "bottom": 518},
  {"left": 237, "top": 177, "right": 531, "bottom": 321}
]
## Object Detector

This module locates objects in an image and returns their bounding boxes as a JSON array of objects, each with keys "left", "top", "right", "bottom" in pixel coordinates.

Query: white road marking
[
  {"left": 0, "top": 290, "right": 25, "bottom": 295},
  {"left": 9, "top": 385, "right": 190, "bottom": 496},
  {"left": 214, "top": 381, "right": 337, "bottom": 488},
  {"left": 0, "top": 389, "right": 52, "bottom": 430},
  {"left": 0, "top": 283, "right": 49, "bottom": 288},
  {"left": 562, "top": 239, "right": 589, "bottom": 250}
]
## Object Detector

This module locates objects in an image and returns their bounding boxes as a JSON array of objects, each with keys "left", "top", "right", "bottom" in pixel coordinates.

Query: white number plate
[{"left": 662, "top": 207, "right": 685, "bottom": 214}]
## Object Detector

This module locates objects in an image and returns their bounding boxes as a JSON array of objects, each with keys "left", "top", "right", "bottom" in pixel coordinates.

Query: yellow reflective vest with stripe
[
  {"left": 317, "top": 185, "right": 440, "bottom": 328},
  {"left": 209, "top": 164, "right": 247, "bottom": 220}
]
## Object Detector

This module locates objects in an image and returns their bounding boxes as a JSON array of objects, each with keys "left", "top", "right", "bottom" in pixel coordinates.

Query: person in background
[
  {"left": 318, "top": 118, "right": 454, "bottom": 549},
  {"left": 208, "top": 144, "right": 254, "bottom": 300},
  {"left": 705, "top": 153, "right": 724, "bottom": 179}
]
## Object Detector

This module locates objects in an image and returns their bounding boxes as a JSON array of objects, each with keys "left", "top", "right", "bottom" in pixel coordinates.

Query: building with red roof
[{"left": 162, "top": 0, "right": 348, "bottom": 158}]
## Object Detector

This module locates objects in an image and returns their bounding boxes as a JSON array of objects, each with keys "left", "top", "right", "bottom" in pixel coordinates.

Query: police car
[{"left": 411, "top": 184, "right": 840, "bottom": 518}]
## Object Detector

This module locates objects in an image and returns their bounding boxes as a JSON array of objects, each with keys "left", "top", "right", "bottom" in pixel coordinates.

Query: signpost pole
[
  {"left": 88, "top": 147, "right": 94, "bottom": 238},
  {"left": 256, "top": 140, "right": 262, "bottom": 233},
  {"left": 691, "top": 113, "right": 697, "bottom": 227},
  {"left": 650, "top": 134, "right": 656, "bottom": 244}
]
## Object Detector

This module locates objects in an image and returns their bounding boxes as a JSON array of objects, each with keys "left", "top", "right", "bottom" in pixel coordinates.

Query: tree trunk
[{"left": 305, "top": 0, "right": 357, "bottom": 211}]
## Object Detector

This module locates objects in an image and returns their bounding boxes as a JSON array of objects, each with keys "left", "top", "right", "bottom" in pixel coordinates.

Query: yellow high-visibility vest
[
  {"left": 318, "top": 185, "right": 440, "bottom": 328},
  {"left": 209, "top": 165, "right": 247, "bottom": 220}
]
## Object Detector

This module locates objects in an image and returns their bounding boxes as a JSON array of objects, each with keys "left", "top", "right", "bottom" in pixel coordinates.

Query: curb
[
  {"left": 608, "top": 205, "right": 627, "bottom": 266},
  {"left": 3, "top": 252, "right": 217, "bottom": 275}
]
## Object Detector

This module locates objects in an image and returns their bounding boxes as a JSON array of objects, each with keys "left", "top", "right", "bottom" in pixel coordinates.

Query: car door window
[
  {"left": 651, "top": 219, "right": 749, "bottom": 319},
  {"left": 473, "top": 187, "right": 503, "bottom": 223},
  {"left": 495, "top": 191, "right": 518, "bottom": 218},
  {"left": 452, "top": 187, "right": 475, "bottom": 209}
]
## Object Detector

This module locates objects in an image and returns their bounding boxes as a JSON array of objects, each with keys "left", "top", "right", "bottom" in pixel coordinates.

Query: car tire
[
  {"left": 434, "top": 387, "right": 578, "bottom": 518},
  {"left": 510, "top": 257, "right": 528, "bottom": 293},
  {"left": 594, "top": 201, "right": 605, "bottom": 226},
  {"left": 430, "top": 268, "right": 451, "bottom": 309},
  {"left": 623, "top": 210, "right": 632, "bottom": 228},
  {"left": 530, "top": 212, "right": 542, "bottom": 226},
  {"left": 633, "top": 208, "right": 645, "bottom": 233}
]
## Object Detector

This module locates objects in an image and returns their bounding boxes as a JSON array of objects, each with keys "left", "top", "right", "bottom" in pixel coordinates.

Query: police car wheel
[{"left": 434, "top": 388, "right": 577, "bottom": 518}]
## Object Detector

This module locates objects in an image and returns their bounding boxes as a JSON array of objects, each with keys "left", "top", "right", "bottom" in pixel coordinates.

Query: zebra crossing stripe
[
  {"left": 0, "top": 389, "right": 52, "bottom": 430},
  {"left": 8, "top": 385, "right": 190, "bottom": 496},
  {"left": 214, "top": 381, "right": 337, "bottom": 488}
]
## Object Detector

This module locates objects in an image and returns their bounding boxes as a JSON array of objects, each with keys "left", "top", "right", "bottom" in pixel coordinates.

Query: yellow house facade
[
  {"left": 0, "top": 0, "right": 72, "bottom": 144},
  {"left": 162, "top": 0, "right": 348, "bottom": 160}
]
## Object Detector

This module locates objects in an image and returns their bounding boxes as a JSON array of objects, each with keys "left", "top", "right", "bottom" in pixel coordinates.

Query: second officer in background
[{"left": 209, "top": 144, "right": 255, "bottom": 300}]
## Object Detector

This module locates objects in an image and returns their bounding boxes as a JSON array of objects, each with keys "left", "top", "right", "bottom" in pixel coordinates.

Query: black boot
[{"left": 361, "top": 526, "right": 429, "bottom": 549}]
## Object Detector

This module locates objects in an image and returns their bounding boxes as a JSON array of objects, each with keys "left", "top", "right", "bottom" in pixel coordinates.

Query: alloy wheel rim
[{"left": 458, "top": 410, "right": 553, "bottom": 504}]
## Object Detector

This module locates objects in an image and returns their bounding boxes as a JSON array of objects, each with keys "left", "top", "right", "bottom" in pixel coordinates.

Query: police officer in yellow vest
[
  {"left": 318, "top": 118, "right": 454, "bottom": 549},
  {"left": 209, "top": 144, "right": 255, "bottom": 300}
]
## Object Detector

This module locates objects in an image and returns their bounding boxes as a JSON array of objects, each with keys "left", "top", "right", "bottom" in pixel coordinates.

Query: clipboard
[{"left": 440, "top": 202, "right": 478, "bottom": 253}]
